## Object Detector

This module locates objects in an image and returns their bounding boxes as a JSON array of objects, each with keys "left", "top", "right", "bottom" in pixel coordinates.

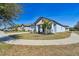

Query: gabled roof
[{"left": 33, "top": 17, "right": 69, "bottom": 27}]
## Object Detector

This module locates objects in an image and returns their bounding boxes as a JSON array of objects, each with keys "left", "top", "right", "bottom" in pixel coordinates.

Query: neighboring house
[
  {"left": 7, "top": 24, "right": 32, "bottom": 32},
  {"left": 17, "top": 24, "right": 25, "bottom": 31},
  {"left": 31, "top": 17, "right": 69, "bottom": 33},
  {"left": 17, "top": 24, "right": 33, "bottom": 31}
]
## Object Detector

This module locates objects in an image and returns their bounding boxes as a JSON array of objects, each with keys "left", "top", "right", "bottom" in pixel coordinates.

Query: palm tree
[{"left": 42, "top": 19, "right": 52, "bottom": 34}]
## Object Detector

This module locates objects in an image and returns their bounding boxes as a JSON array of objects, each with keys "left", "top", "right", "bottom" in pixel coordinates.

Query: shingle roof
[{"left": 33, "top": 17, "right": 69, "bottom": 27}]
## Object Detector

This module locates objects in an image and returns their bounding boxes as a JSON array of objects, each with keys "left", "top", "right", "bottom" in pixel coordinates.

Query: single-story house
[
  {"left": 15, "top": 24, "right": 33, "bottom": 31},
  {"left": 19, "top": 24, "right": 33, "bottom": 31},
  {"left": 6, "top": 24, "right": 33, "bottom": 32},
  {"left": 6, "top": 17, "right": 69, "bottom": 33},
  {"left": 31, "top": 17, "right": 69, "bottom": 33}
]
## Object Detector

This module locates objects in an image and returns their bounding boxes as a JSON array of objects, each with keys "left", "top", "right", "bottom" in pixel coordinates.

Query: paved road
[
  {"left": 4, "top": 32, "right": 79, "bottom": 45},
  {"left": 0, "top": 32, "right": 30, "bottom": 41},
  {"left": 0, "top": 32, "right": 29, "bottom": 37}
]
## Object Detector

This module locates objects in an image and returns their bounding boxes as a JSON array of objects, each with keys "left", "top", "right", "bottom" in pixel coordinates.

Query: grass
[
  {"left": 0, "top": 43, "right": 79, "bottom": 55},
  {"left": 10, "top": 32, "right": 71, "bottom": 40},
  {"left": 0, "top": 43, "right": 13, "bottom": 55}
]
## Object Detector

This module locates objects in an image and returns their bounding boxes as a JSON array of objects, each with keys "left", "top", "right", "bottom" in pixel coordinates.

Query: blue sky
[{"left": 15, "top": 3, "right": 79, "bottom": 27}]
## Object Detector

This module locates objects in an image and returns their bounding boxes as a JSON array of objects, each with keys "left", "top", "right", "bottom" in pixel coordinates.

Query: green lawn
[
  {"left": 0, "top": 43, "right": 79, "bottom": 55},
  {"left": 10, "top": 32, "right": 71, "bottom": 40}
]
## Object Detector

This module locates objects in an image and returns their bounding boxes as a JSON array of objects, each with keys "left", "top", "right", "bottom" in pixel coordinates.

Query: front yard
[
  {"left": 0, "top": 31, "right": 78, "bottom": 56},
  {"left": 0, "top": 31, "right": 74, "bottom": 56},
  {"left": 10, "top": 32, "right": 71, "bottom": 40},
  {"left": 0, "top": 43, "right": 79, "bottom": 56}
]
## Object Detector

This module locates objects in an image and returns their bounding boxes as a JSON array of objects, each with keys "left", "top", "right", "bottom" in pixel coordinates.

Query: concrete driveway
[{"left": 3, "top": 32, "right": 79, "bottom": 45}]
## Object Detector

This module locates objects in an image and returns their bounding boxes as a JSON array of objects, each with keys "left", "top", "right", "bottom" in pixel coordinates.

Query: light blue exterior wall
[
  {"left": 36, "top": 25, "right": 38, "bottom": 32},
  {"left": 51, "top": 23, "right": 66, "bottom": 33},
  {"left": 51, "top": 23, "right": 56, "bottom": 33},
  {"left": 35, "top": 25, "right": 43, "bottom": 33},
  {"left": 55, "top": 24, "right": 66, "bottom": 32}
]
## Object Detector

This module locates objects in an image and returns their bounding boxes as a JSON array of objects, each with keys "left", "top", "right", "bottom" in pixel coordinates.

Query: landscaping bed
[{"left": 10, "top": 32, "right": 71, "bottom": 40}]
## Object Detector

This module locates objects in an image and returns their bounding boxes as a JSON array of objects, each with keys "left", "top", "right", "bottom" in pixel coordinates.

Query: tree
[
  {"left": 0, "top": 3, "right": 21, "bottom": 29},
  {"left": 42, "top": 19, "right": 52, "bottom": 34}
]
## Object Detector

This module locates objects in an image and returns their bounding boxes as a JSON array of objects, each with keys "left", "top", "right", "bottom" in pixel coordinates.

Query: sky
[{"left": 15, "top": 3, "right": 79, "bottom": 27}]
